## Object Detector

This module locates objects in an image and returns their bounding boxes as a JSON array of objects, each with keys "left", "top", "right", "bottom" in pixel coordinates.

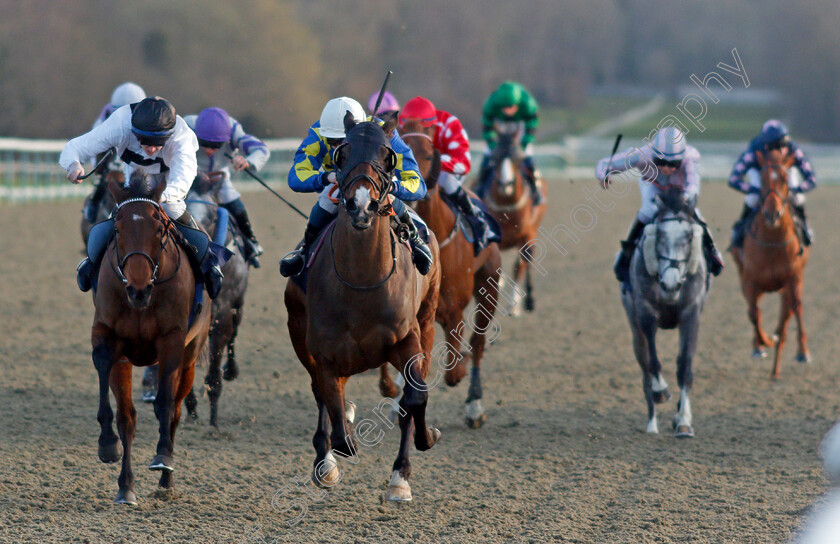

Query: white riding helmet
[
  {"left": 319, "top": 97, "right": 365, "bottom": 139},
  {"left": 110, "top": 82, "right": 147, "bottom": 108},
  {"left": 651, "top": 126, "right": 687, "bottom": 161}
]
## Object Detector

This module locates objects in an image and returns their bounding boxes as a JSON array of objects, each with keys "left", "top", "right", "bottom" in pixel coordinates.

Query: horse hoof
[
  {"left": 796, "top": 352, "right": 812, "bottom": 364},
  {"left": 385, "top": 471, "right": 412, "bottom": 502},
  {"left": 312, "top": 452, "right": 341, "bottom": 488},
  {"left": 652, "top": 389, "right": 671, "bottom": 404},
  {"left": 222, "top": 363, "right": 239, "bottom": 381},
  {"left": 98, "top": 441, "right": 122, "bottom": 464},
  {"left": 114, "top": 489, "right": 137, "bottom": 505},
  {"left": 466, "top": 413, "right": 487, "bottom": 429},
  {"left": 149, "top": 454, "right": 175, "bottom": 472},
  {"left": 429, "top": 427, "right": 442, "bottom": 446},
  {"left": 752, "top": 348, "right": 767, "bottom": 359},
  {"left": 141, "top": 390, "right": 156, "bottom": 403},
  {"left": 345, "top": 401, "right": 356, "bottom": 424},
  {"left": 524, "top": 296, "right": 535, "bottom": 312},
  {"left": 674, "top": 425, "right": 695, "bottom": 438}
]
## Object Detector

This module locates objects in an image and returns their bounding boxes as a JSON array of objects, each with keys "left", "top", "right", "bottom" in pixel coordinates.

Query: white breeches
[
  {"left": 317, "top": 184, "right": 339, "bottom": 213},
  {"left": 213, "top": 170, "right": 242, "bottom": 205},
  {"left": 438, "top": 171, "right": 464, "bottom": 195},
  {"left": 744, "top": 168, "right": 805, "bottom": 208}
]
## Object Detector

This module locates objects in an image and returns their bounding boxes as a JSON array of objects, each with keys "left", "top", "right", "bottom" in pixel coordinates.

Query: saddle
[{"left": 439, "top": 193, "right": 502, "bottom": 254}]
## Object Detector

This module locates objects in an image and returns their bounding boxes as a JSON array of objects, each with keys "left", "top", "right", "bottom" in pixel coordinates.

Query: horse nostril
[{"left": 346, "top": 199, "right": 357, "bottom": 212}]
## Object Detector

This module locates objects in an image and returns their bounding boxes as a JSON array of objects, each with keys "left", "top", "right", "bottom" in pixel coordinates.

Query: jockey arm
[
  {"left": 60, "top": 106, "right": 131, "bottom": 175},
  {"left": 595, "top": 146, "right": 657, "bottom": 182},
  {"left": 159, "top": 119, "right": 199, "bottom": 205},
  {"left": 388, "top": 130, "right": 426, "bottom": 201},
  {"left": 288, "top": 125, "right": 332, "bottom": 193},
  {"left": 436, "top": 113, "right": 471, "bottom": 176},
  {"left": 727, "top": 147, "right": 756, "bottom": 193},
  {"left": 230, "top": 119, "right": 270, "bottom": 172},
  {"left": 789, "top": 142, "right": 817, "bottom": 192}
]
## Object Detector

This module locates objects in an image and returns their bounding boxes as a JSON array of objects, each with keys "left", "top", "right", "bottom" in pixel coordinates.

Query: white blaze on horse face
[
  {"left": 354, "top": 186, "right": 372, "bottom": 212},
  {"left": 656, "top": 220, "right": 692, "bottom": 293},
  {"left": 132, "top": 213, "right": 143, "bottom": 222},
  {"left": 500, "top": 158, "right": 515, "bottom": 192}
]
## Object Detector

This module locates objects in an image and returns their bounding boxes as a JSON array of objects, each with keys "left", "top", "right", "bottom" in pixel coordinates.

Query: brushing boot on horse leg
[
  {"left": 173, "top": 211, "right": 224, "bottom": 299},
  {"left": 220, "top": 198, "right": 263, "bottom": 267},
  {"left": 615, "top": 218, "right": 646, "bottom": 284},
  {"left": 522, "top": 156, "right": 545, "bottom": 206},
  {"left": 449, "top": 186, "right": 489, "bottom": 250},
  {"left": 730, "top": 203, "right": 753, "bottom": 249}
]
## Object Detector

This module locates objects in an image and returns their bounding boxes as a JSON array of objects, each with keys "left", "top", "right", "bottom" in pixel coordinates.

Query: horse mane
[{"left": 125, "top": 171, "right": 165, "bottom": 200}]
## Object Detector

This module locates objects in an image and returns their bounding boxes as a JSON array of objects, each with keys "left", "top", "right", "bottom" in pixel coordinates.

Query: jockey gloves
[
  {"left": 131, "top": 97, "right": 176, "bottom": 146},
  {"left": 320, "top": 97, "right": 365, "bottom": 139},
  {"left": 195, "top": 107, "right": 231, "bottom": 148}
]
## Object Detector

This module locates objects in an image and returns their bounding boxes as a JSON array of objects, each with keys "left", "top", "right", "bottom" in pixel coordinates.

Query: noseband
[
  {"left": 111, "top": 198, "right": 180, "bottom": 285},
  {"left": 339, "top": 165, "right": 393, "bottom": 216}
]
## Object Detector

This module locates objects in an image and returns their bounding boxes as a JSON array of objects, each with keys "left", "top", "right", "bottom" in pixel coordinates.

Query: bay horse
[
  {"left": 730, "top": 149, "right": 810, "bottom": 379},
  {"left": 284, "top": 117, "right": 441, "bottom": 502},
  {"left": 178, "top": 171, "right": 251, "bottom": 426},
  {"left": 393, "top": 117, "right": 502, "bottom": 429},
  {"left": 621, "top": 192, "right": 711, "bottom": 438},
  {"left": 91, "top": 172, "right": 211, "bottom": 504},
  {"left": 480, "top": 131, "right": 546, "bottom": 316}
]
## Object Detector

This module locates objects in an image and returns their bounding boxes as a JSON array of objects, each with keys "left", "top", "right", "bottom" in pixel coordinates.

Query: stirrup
[
  {"left": 77, "top": 258, "right": 93, "bottom": 292},
  {"left": 279, "top": 249, "right": 305, "bottom": 278}
]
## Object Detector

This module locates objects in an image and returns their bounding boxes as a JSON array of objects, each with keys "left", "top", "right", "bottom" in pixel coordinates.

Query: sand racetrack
[{"left": 2, "top": 180, "right": 839, "bottom": 543}]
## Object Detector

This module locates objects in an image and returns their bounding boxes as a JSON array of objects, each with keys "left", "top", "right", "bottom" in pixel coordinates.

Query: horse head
[
  {"left": 642, "top": 207, "right": 704, "bottom": 302},
  {"left": 398, "top": 118, "right": 440, "bottom": 195},
  {"left": 756, "top": 149, "right": 795, "bottom": 227},
  {"left": 107, "top": 171, "right": 173, "bottom": 308},
  {"left": 334, "top": 120, "right": 397, "bottom": 229},
  {"left": 491, "top": 132, "right": 524, "bottom": 195}
]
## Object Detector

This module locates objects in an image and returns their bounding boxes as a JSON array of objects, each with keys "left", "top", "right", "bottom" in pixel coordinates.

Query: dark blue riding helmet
[
  {"left": 761, "top": 119, "right": 790, "bottom": 149},
  {"left": 131, "top": 97, "right": 176, "bottom": 146}
]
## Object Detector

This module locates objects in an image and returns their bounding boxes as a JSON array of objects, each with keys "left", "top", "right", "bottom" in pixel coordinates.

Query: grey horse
[
  {"left": 620, "top": 194, "right": 712, "bottom": 438},
  {"left": 142, "top": 173, "right": 251, "bottom": 427}
]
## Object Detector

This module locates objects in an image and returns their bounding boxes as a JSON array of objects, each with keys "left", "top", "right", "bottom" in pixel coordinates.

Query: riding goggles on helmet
[
  {"left": 765, "top": 136, "right": 790, "bottom": 151},
  {"left": 132, "top": 127, "right": 175, "bottom": 147},
  {"left": 653, "top": 157, "right": 682, "bottom": 169}
]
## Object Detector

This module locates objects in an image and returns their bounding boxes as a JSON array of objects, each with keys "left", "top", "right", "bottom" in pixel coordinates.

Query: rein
[
  {"left": 748, "top": 164, "right": 799, "bottom": 250},
  {"left": 110, "top": 198, "right": 181, "bottom": 285},
  {"left": 340, "top": 170, "right": 393, "bottom": 216}
]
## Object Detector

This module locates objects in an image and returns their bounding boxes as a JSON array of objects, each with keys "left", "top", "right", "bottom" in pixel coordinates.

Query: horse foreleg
[
  {"left": 311, "top": 390, "right": 340, "bottom": 488},
  {"left": 443, "top": 314, "right": 468, "bottom": 387},
  {"left": 640, "top": 315, "right": 669, "bottom": 406},
  {"left": 771, "top": 287, "right": 794, "bottom": 379},
  {"left": 150, "top": 336, "right": 186, "bottom": 477},
  {"left": 791, "top": 278, "right": 810, "bottom": 364},
  {"left": 674, "top": 309, "right": 700, "bottom": 438},
  {"left": 314, "top": 366, "right": 355, "bottom": 461},
  {"left": 223, "top": 304, "right": 244, "bottom": 381},
  {"left": 206, "top": 332, "right": 226, "bottom": 427},
  {"left": 463, "top": 266, "right": 501, "bottom": 429},
  {"left": 524, "top": 264, "right": 535, "bottom": 312},
  {"left": 110, "top": 360, "right": 137, "bottom": 504},
  {"left": 92, "top": 338, "right": 121, "bottom": 464},
  {"left": 510, "top": 257, "right": 527, "bottom": 317},
  {"left": 379, "top": 365, "right": 399, "bottom": 398},
  {"left": 745, "top": 285, "right": 772, "bottom": 357},
  {"left": 629, "top": 322, "right": 657, "bottom": 434}
]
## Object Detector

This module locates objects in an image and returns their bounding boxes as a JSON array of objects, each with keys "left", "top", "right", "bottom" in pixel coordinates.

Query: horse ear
[
  {"left": 107, "top": 171, "right": 128, "bottom": 203},
  {"left": 755, "top": 150, "right": 765, "bottom": 168},
  {"left": 334, "top": 142, "right": 351, "bottom": 171},
  {"left": 343, "top": 110, "right": 357, "bottom": 134},
  {"left": 379, "top": 145, "right": 397, "bottom": 172},
  {"left": 782, "top": 151, "right": 797, "bottom": 170},
  {"left": 152, "top": 179, "right": 167, "bottom": 202},
  {"left": 380, "top": 110, "right": 399, "bottom": 136}
]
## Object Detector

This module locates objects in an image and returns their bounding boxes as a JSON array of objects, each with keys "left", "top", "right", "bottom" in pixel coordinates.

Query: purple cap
[
  {"left": 367, "top": 91, "right": 400, "bottom": 114},
  {"left": 195, "top": 107, "right": 231, "bottom": 144}
]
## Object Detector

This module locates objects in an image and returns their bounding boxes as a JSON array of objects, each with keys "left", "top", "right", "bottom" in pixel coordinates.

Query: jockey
[
  {"left": 60, "top": 96, "right": 225, "bottom": 298},
  {"left": 398, "top": 95, "right": 489, "bottom": 246},
  {"left": 184, "top": 107, "right": 270, "bottom": 267},
  {"left": 596, "top": 127, "right": 724, "bottom": 283},
  {"left": 728, "top": 119, "right": 816, "bottom": 248},
  {"left": 475, "top": 81, "right": 544, "bottom": 205},
  {"left": 83, "top": 82, "right": 148, "bottom": 223},
  {"left": 367, "top": 90, "right": 400, "bottom": 116},
  {"left": 279, "top": 96, "right": 432, "bottom": 278}
]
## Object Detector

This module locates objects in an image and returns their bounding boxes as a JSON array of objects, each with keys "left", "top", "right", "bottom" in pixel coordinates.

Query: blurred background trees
[{"left": 0, "top": 0, "right": 837, "bottom": 141}]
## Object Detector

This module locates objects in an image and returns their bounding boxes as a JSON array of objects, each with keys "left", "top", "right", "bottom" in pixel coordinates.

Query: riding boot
[
  {"left": 730, "top": 203, "right": 753, "bottom": 249},
  {"left": 476, "top": 155, "right": 495, "bottom": 199},
  {"left": 279, "top": 223, "right": 321, "bottom": 278},
  {"left": 174, "top": 211, "right": 224, "bottom": 299},
  {"left": 522, "top": 156, "right": 545, "bottom": 206},
  {"left": 702, "top": 225, "right": 725, "bottom": 276},
  {"left": 83, "top": 179, "right": 108, "bottom": 223},
  {"left": 398, "top": 209, "right": 433, "bottom": 275},
  {"left": 449, "top": 186, "right": 488, "bottom": 251},
  {"left": 77, "top": 217, "right": 115, "bottom": 292},
  {"left": 614, "top": 218, "right": 646, "bottom": 284},
  {"left": 222, "top": 199, "right": 263, "bottom": 267},
  {"left": 791, "top": 203, "right": 813, "bottom": 246}
]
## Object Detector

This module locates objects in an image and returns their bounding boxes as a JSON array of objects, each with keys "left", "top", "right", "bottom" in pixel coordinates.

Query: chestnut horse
[
  {"left": 393, "top": 118, "right": 502, "bottom": 428},
  {"left": 730, "top": 149, "right": 810, "bottom": 378},
  {"left": 481, "top": 132, "right": 547, "bottom": 315},
  {"left": 91, "top": 172, "right": 210, "bottom": 504},
  {"left": 284, "top": 118, "right": 441, "bottom": 501}
]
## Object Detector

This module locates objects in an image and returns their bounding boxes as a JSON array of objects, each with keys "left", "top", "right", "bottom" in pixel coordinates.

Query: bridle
[
  {"left": 110, "top": 198, "right": 181, "bottom": 285},
  {"left": 338, "top": 163, "right": 394, "bottom": 217},
  {"left": 653, "top": 216, "right": 693, "bottom": 275}
]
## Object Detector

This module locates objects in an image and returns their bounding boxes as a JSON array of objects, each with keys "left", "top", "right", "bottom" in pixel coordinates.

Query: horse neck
[
  {"left": 414, "top": 187, "right": 454, "bottom": 240},
  {"left": 333, "top": 210, "right": 394, "bottom": 284}
]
